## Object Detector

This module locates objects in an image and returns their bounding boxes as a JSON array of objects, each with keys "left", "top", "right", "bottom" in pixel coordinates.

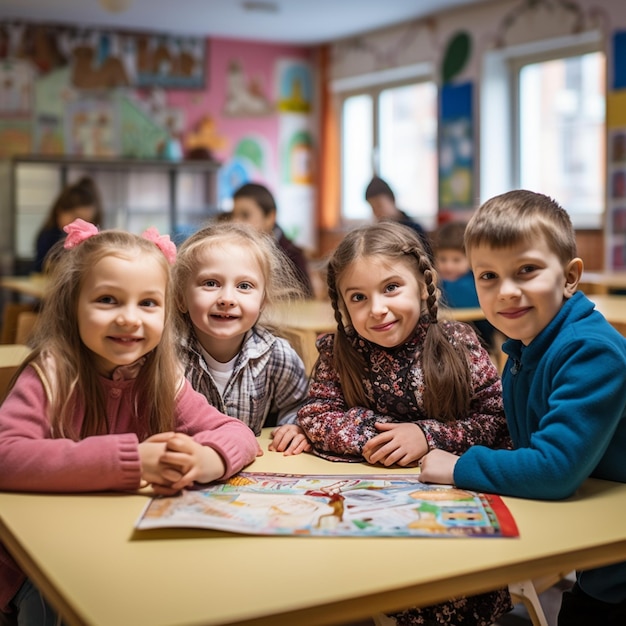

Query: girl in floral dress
[{"left": 297, "top": 221, "right": 512, "bottom": 625}]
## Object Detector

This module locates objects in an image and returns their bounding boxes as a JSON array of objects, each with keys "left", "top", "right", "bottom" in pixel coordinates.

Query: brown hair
[
  {"left": 12, "top": 229, "right": 179, "bottom": 440},
  {"left": 433, "top": 221, "right": 468, "bottom": 253},
  {"left": 326, "top": 221, "right": 473, "bottom": 421},
  {"left": 365, "top": 176, "right": 395, "bottom": 201},
  {"left": 464, "top": 189, "right": 577, "bottom": 264},
  {"left": 232, "top": 182, "right": 277, "bottom": 217},
  {"left": 39, "top": 176, "right": 103, "bottom": 232},
  {"left": 173, "top": 221, "right": 305, "bottom": 334}
]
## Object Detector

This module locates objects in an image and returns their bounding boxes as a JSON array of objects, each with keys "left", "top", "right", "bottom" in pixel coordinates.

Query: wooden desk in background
[
  {"left": 1, "top": 429, "right": 625, "bottom": 626},
  {"left": 579, "top": 270, "right": 626, "bottom": 295},
  {"left": 588, "top": 293, "right": 626, "bottom": 336},
  {"left": 0, "top": 275, "right": 47, "bottom": 300}
]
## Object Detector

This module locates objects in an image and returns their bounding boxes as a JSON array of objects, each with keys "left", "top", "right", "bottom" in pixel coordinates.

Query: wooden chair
[
  {"left": 278, "top": 326, "right": 320, "bottom": 375},
  {"left": 15, "top": 311, "right": 39, "bottom": 345},
  {"left": 1, "top": 303, "right": 36, "bottom": 344},
  {"left": 508, "top": 571, "right": 573, "bottom": 626},
  {"left": 0, "top": 344, "right": 32, "bottom": 403}
]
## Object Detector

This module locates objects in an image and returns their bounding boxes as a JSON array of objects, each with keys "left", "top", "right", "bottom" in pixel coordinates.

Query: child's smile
[{"left": 471, "top": 238, "right": 579, "bottom": 345}]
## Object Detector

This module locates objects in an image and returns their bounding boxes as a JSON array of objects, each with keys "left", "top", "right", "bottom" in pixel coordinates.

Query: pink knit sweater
[{"left": 0, "top": 366, "right": 258, "bottom": 613}]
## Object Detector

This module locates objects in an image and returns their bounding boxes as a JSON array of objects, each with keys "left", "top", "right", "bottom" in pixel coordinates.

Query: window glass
[
  {"left": 379, "top": 82, "right": 437, "bottom": 228},
  {"left": 341, "top": 94, "right": 373, "bottom": 220},
  {"left": 340, "top": 81, "right": 437, "bottom": 227},
  {"left": 518, "top": 51, "right": 605, "bottom": 227}
]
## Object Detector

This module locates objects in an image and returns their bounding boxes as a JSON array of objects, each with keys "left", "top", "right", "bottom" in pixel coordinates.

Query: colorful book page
[{"left": 136, "top": 472, "right": 519, "bottom": 538}]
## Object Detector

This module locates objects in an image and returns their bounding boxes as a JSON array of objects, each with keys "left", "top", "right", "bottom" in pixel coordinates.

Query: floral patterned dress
[{"left": 297, "top": 317, "right": 513, "bottom": 625}]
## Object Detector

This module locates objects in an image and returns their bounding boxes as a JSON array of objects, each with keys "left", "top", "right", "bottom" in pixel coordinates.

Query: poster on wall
[
  {"left": 278, "top": 112, "right": 315, "bottom": 250},
  {"left": 438, "top": 82, "right": 474, "bottom": 219},
  {"left": 607, "top": 126, "right": 626, "bottom": 269},
  {"left": 223, "top": 59, "right": 273, "bottom": 116},
  {"left": 276, "top": 59, "right": 312, "bottom": 114},
  {"left": 606, "top": 32, "right": 626, "bottom": 269}
]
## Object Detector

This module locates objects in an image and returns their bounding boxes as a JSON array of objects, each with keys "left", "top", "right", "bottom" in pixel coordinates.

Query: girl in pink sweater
[{"left": 0, "top": 219, "right": 258, "bottom": 625}]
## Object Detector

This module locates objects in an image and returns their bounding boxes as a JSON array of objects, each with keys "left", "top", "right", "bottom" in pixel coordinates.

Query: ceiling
[{"left": 0, "top": 0, "right": 486, "bottom": 44}]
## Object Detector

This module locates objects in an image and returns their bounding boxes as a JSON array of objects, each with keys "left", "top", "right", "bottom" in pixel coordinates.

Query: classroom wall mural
[{"left": 0, "top": 20, "right": 316, "bottom": 249}]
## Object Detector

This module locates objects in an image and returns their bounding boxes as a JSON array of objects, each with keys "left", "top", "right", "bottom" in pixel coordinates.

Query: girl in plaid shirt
[{"left": 174, "top": 221, "right": 310, "bottom": 454}]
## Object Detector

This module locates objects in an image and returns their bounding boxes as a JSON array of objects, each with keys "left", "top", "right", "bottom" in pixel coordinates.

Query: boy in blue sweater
[{"left": 419, "top": 189, "right": 626, "bottom": 626}]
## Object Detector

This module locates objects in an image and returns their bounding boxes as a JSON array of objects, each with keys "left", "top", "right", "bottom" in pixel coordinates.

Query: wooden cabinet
[{"left": 0, "top": 155, "right": 221, "bottom": 273}]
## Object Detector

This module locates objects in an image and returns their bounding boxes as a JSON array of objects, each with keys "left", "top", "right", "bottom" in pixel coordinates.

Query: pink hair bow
[
  {"left": 142, "top": 227, "right": 177, "bottom": 265},
  {"left": 63, "top": 218, "right": 99, "bottom": 249}
]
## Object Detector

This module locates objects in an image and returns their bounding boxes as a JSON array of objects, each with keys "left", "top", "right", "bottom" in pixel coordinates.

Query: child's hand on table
[
  {"left": 418, "top": 449, "right": 459, "bottom": 485},
  {"left": 139, "top": 432, "right": 226, "bottom": 495},
  {"left": 362, "top": 422, "right": 428, "bottom": 467},
  {"left": 269, "top": 424, "right": 311, "bottom": 455}
]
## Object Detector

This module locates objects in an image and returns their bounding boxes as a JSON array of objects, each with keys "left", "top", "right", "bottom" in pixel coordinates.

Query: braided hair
[{"left": 326, "top": 221, "right": 473, "bottom": 421}]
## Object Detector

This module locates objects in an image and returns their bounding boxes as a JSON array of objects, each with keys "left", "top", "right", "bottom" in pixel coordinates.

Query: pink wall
[{"left": 167, "top": 37, "right": 313, "bottom": 191}]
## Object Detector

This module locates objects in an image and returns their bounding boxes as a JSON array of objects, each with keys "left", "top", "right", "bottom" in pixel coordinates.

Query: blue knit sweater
[{"left": 454, "top": 291, "right": 626, "bottom": 602}]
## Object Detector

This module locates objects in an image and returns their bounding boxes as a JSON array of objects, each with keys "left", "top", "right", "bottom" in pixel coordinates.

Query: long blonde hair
[
  {"left": 326, "top": 221, "right": 473, "bottom": 421},
  {"left": 12, "top": 230, "right": 179, "bottom": 440},
  {"left": 173, "top": 221, "right": 305, "bottom": 334}
]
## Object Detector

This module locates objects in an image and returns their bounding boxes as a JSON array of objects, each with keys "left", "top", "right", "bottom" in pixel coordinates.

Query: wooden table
[
  {"left": 587, "top": 293, "right": 626, "bottom": 335},
  {"left": 579, "top": 270, "right": 626, "bottom": 295},
  {"left": 0, "top": 275, "right": 47, "bottom": 299},
  {"left": 1, "top": 429, "right": 626, "bottom": 626}
]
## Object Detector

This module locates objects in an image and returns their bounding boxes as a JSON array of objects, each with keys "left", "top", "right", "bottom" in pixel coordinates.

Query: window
[
  {"left": 336, "top": 70, "right": 438, "bottom": 229},
  {"left": 481, "top": 32, "right": 605, "bottom": 229},
  {"left": 516, "top": 50, "right": 605, "bottom": 228}
]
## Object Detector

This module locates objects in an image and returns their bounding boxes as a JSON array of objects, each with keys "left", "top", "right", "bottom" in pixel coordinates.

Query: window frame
[
  {"left": 480, "top": 30, "right": 605, "bottom": 229},
  {"left": 332, "top": 63, "right": 437, "bottom": 227}
]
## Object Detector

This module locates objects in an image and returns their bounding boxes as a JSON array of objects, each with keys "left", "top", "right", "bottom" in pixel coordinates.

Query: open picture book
[{"left": 136, "top": 472, "right": 519, "bottom": 538}]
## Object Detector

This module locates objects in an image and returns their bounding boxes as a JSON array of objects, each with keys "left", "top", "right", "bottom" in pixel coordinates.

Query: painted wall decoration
[
  {"left": 277, "top": 59, "right": 312, "bottom": 114},
  {"left": 0, "top": 19, "right": 312, "bottom": 252},
  {"left": 222, "top": 59, "right": 273, "bottom": 116},
  {"left": 439, "top": 83, "right": 474, "bottom": 215},
  {"left": 438, "top": 31, "right": 474, "bottom": 221},
  {"left": 218, "top": 134, "right": 271, "bottom": 207},
  {"left": 0, "top": 120, "right": 31, "bottom": 157},
  {"left": 0, "top": 21, "right": 206, "bottom": 90}
]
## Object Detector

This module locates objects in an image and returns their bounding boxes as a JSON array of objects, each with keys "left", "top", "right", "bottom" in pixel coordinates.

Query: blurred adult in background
[
  {"left": 34, "top": 176, "right": 103, "bottom": 273},
  {"left": 231, "top": 182, "right": 314, "bottom": 298},
  {"left": 365, "top": 176, "right": 433, "bottom": 260}
]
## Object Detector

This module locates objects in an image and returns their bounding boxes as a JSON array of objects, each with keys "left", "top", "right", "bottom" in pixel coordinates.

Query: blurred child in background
[
  {"left": 432, "top": 220, "right": 496, "bottom": 351},
  {"left": 231, "top": 182, "right": 314, "bottom": 297},
  {"left": 34, "top": 176, "right": 103, "bottom": 273}
]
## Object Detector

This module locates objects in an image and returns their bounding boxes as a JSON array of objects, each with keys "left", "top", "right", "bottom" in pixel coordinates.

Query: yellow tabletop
[
  {"left": 1, "top": 430, "right": 626, "bottom": 626},
  {"left": 587, "top": 294, "right": 626, "bottom": 335}
]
